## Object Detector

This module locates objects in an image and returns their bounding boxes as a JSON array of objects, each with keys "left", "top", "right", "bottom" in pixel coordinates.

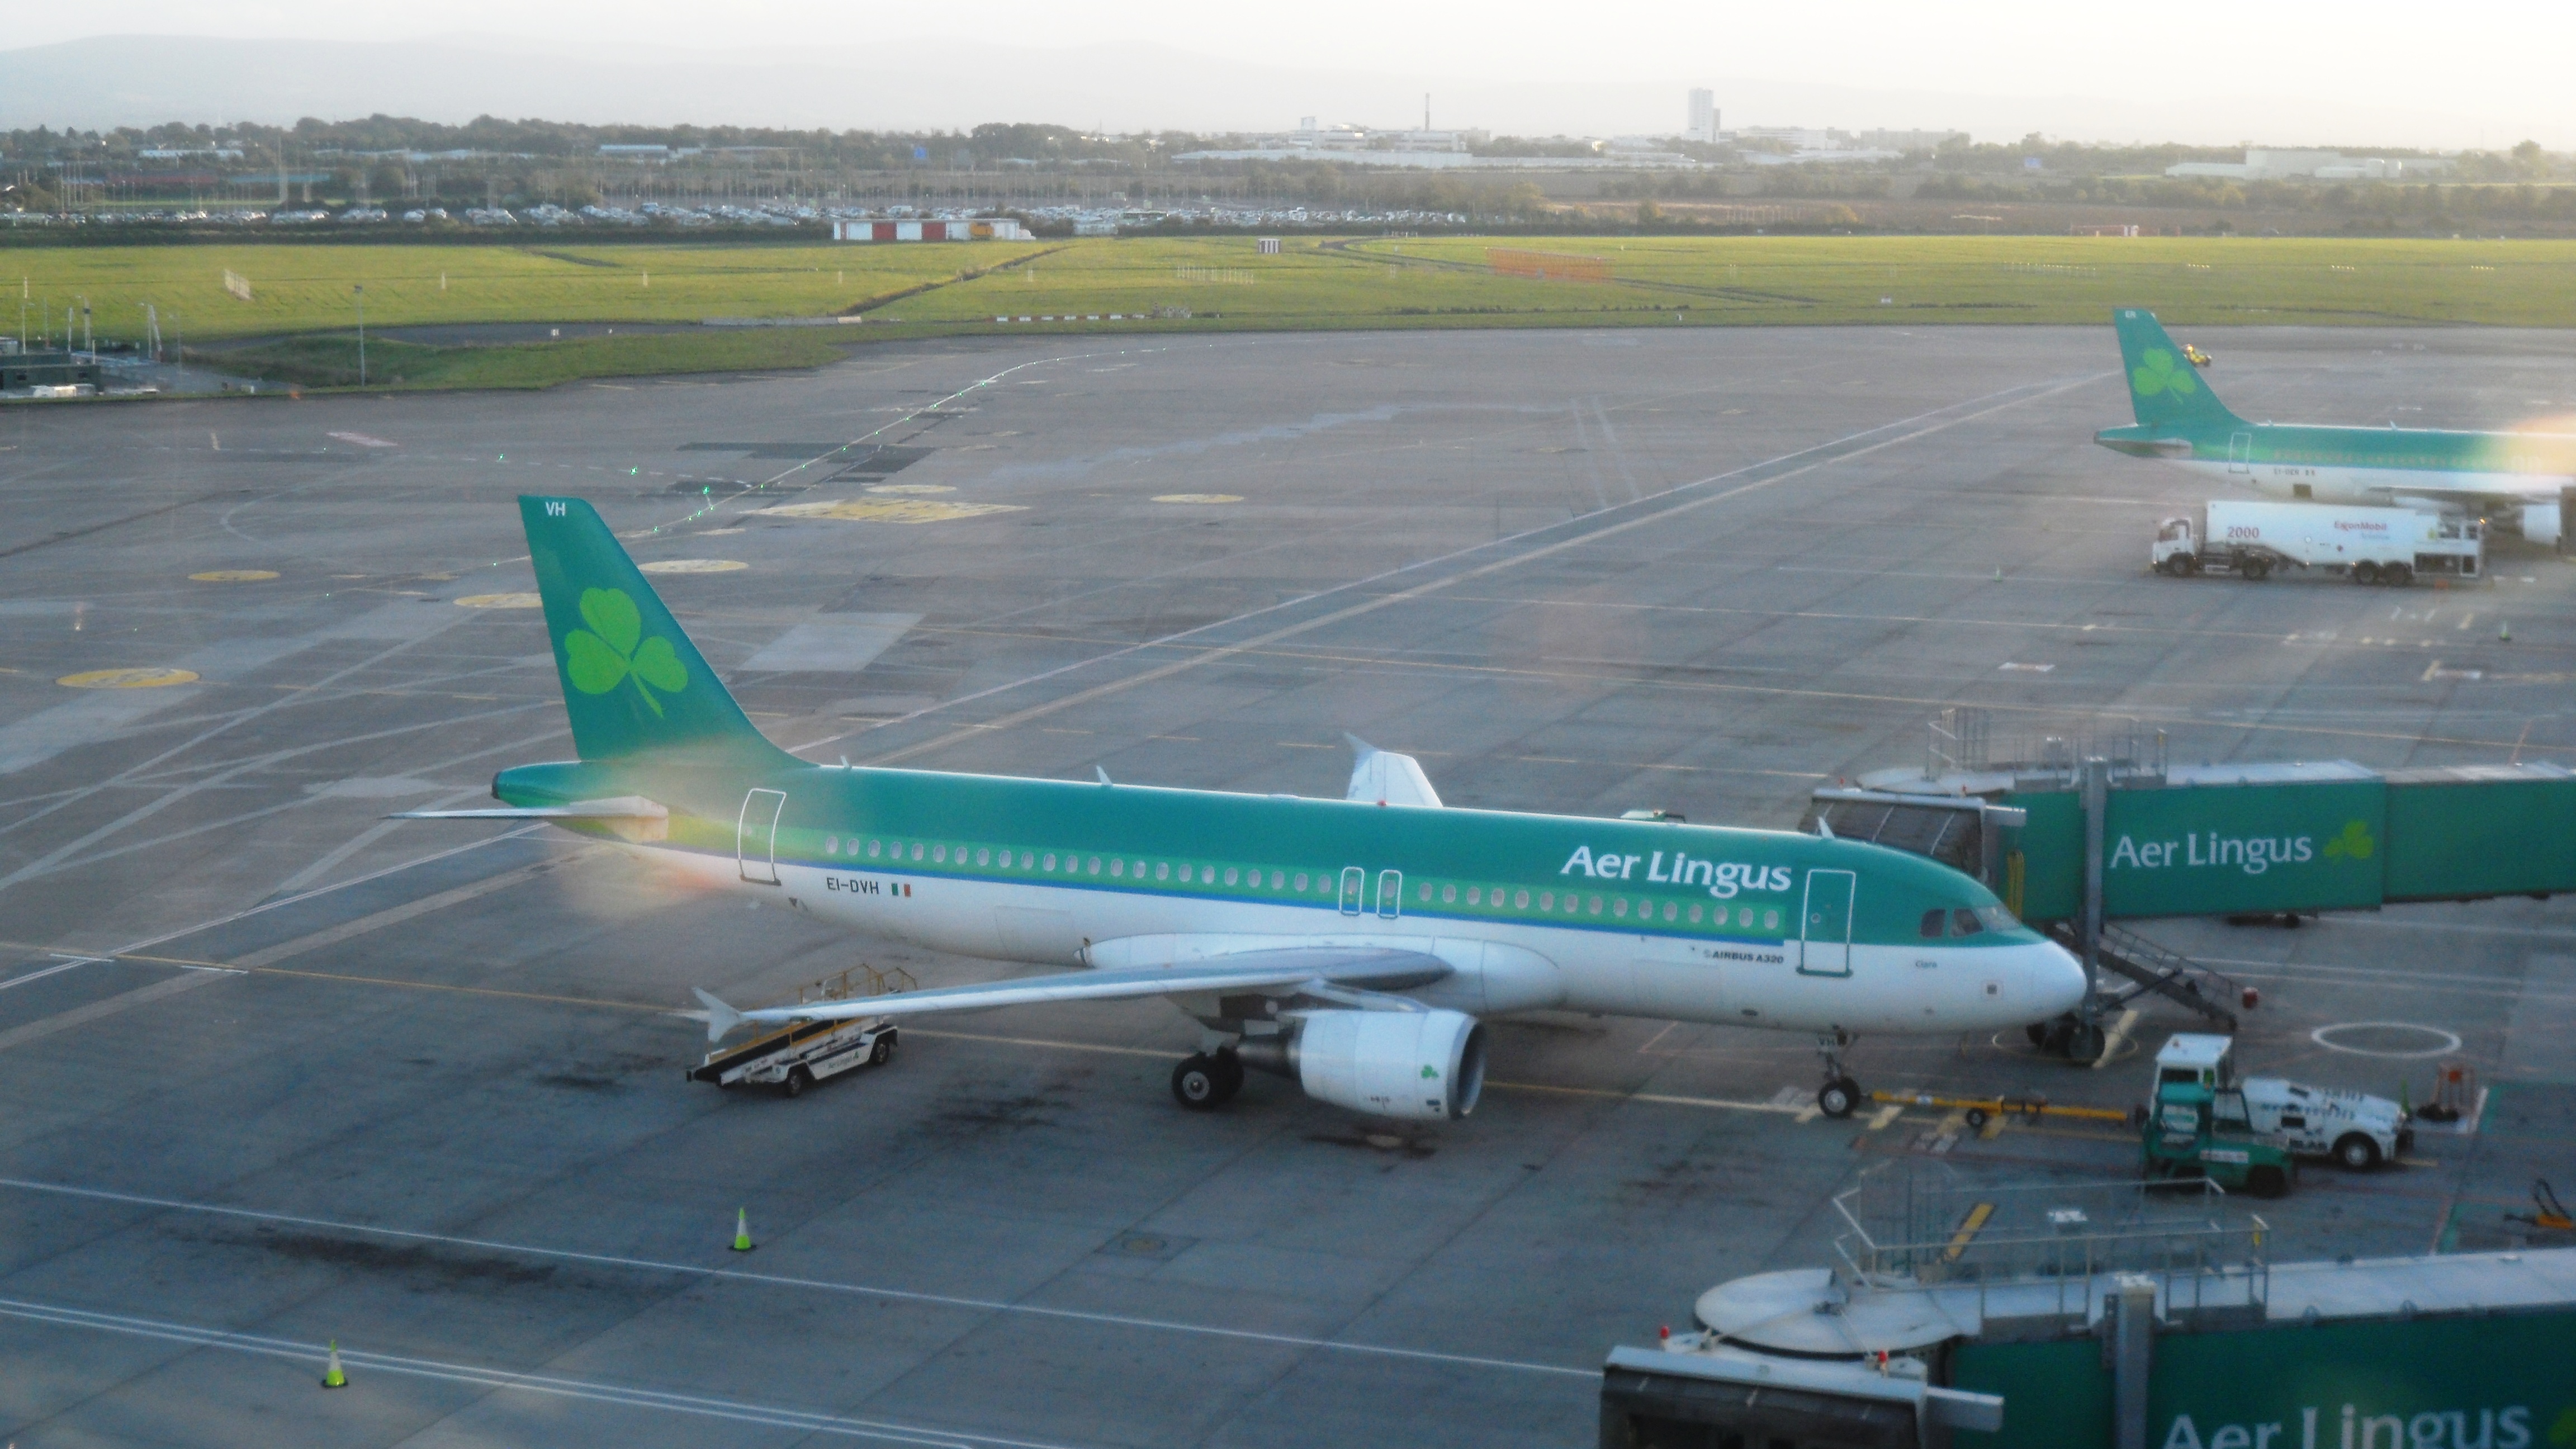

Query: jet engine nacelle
[
  {"left": 1256, "top": 1008, "right": 1487, "bottom": 1121},
  {"left": 2523, "top": 500, "right": 2564, "bottom": 550}
]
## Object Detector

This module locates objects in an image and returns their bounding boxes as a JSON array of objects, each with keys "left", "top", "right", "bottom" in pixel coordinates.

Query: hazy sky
[{"left": 11, "top": 1, "right": 2573, "bottom": 148}]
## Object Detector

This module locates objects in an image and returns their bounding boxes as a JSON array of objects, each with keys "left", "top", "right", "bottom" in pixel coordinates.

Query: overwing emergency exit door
[
  {"left": 1799, "top": 869, "right": 1855, "bottom": 977},
  {"left": 737, "top": 789, "right": 785, "bottom": 884}
]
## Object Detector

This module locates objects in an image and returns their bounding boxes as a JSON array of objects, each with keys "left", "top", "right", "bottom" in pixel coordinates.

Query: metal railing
[
  {"left": 1828, "top": 1171, "right": 2268, "bottom": 1330},
  {"left": 1922, "top": 708, "right": 2170, "bottom": 787}
]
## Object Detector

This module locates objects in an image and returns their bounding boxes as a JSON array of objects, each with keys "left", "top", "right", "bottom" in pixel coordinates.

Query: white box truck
[{"left": 2152, "top": 500, "right": 2481, "bottom": 585}]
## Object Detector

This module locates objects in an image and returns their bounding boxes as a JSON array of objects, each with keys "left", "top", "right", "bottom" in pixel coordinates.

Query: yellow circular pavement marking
[
  {"left": 59, "top": 667, "right": 200, "bottom": 689},
  {"left": 638, "top": 559, "right": 749, "bottom": 574},
  {"left": 864, "top": 484, "right": 955, "bottom": 495},
  {"left": 1152, "top": 494, "right": 1242, "bottom": 504},
  {"left": 455, "top": 593, "right": 544, "bottom": 609},
  {"left": 190, "top": 570, "right": 279, "bottom": 583}
]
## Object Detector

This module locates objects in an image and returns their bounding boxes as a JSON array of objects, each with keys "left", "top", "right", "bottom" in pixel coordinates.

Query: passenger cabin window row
[{"left": 806, "top": 832, "right": 1788, "bottom": 933}]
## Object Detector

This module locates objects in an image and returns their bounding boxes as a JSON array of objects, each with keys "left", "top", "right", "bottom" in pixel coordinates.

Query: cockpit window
[
  {"left": 1951, "top": 908, "right": 1983, "bottom": 937},
  {"left": 1973, "top": 903, "right": 2019, "bottom": 932},
  {"left": 1920, "top": 909, "right": 1947, "bottom": 939}
]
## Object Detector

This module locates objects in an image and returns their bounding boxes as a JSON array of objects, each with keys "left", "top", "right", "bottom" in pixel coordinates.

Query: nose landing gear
[{"left": 1815, "top": 1032, "right": 1863, "bottom": 1119}]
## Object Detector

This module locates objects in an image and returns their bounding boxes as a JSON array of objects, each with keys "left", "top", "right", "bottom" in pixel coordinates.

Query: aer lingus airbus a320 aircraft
[
  {"left": 402, "top": 498, "right": 2086, "bottom": 1123},
  {"left": 2094, "top": 309, "right": 2576, "bottom": 544}
]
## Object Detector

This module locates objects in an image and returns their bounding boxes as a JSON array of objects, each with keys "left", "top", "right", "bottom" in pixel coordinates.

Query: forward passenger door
[{"left": 1797, "top": 869, "right": 1854, "bottom": 977}]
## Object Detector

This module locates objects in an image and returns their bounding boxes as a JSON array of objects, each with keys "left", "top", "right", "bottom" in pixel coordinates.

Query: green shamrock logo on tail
[
  {"left": 2321, "top": 820, "right": 2375, "bottom": 861},
  {"left": 2132, "top": 347, "right": 2200, "bottom": 399},
  {"left": 564, "top": 587, "right": 686, "bottom": 716}
]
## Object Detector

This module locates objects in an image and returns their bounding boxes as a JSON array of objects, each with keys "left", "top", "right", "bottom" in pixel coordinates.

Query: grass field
[
  {"left": 206, "top": 329, "right": 853, "bottom": 391},
  {"left": 4, "top": 235, "right": 2572, "bottom": 372},
  {"left": 908, "top": 235, "right": 2576, "bottom": 330},
  {"left": 0, "top": 241, "right": 1050, "bottom": 345}
]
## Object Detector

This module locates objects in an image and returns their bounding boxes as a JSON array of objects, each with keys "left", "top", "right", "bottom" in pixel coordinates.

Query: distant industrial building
[
  {"left": 1, "top": 349, "right": 101, "bottom": 396},
  {"left": 832, "top": 219, "right": 1030, "bottom": 242},
  {"left": 2166, "top": 149, "right": 2430, "bottom": 181},
  {"left": 1687, "top": 88, "right": 1718, "bottom": 144}
]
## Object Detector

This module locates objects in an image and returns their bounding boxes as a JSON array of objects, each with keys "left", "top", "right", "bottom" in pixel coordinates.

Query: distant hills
[{"left": 0, "top": 35, "right": 2502, "bottom": 148}]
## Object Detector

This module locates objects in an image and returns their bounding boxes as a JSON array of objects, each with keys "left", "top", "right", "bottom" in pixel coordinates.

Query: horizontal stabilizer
[
  {"left": 1345, "top": 735, "right": 1443, "bottom": 808},
  {"left": 387, "top": 794, "right": 668, "bottom": 822},
  {"left": 702, "top": 946, "right": 1453, "bottom": 1038},
  {"left": 689, "top": 987, "right": 747, "bottom": 1044}
]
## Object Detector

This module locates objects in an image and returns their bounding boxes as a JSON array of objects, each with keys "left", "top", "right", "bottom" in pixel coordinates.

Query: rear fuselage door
[
  {"left": 738, "top": 788, "right": 787, "bottom": 884},
  {"left": 1339, "top": 866, "right": 1366, "bottom": 916},
  {"left": 2228, "top": 430, "right": 2255, "bottom": 475},
  {"left": 1798, "top": 868, "right": 1855, "bottom": 977}
]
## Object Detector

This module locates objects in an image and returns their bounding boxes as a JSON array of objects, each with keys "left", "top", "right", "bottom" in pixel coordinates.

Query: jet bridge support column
[
  {"left": 2080, "top": 757, "right": 2109, "bottom": 1014},
  {"left": 2111, "top": 1274, "right": 2157, "bottom": 1449}
]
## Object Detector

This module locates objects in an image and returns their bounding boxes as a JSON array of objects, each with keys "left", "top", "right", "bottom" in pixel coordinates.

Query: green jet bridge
[
  {"left": 1803, "top": 709, "right": 2575, "bottom": 1056},
  {"left": 1600, "top": 1171, "right": 2576, "bottom": 1449}
]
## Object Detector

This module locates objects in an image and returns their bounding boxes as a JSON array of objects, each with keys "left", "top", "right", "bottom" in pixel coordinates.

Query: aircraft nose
[{"left": 2026, "top": 940, "right": 2089, "bottom": 1017}]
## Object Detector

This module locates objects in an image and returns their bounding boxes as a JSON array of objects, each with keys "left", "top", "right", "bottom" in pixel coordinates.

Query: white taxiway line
[
  {"left": 0, "top": 955, "right": 101, "bottom": 991},
  {"left": 0, "top": 1177, "right": 1597, "bottom": 1381},
  {"left": 0, "top": 1294, "right": 1079, "bottom": 1449}
]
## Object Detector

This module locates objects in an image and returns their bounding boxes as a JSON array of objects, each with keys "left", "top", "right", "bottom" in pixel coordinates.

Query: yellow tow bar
[{"left": 1871, "top": 1089, "right": 2133, "bottom": 1128}]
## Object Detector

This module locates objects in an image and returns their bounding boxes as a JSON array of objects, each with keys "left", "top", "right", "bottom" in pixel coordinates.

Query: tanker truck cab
[{"left": 2155, "top": 1033, "right": 2411, "bottom": 1172}]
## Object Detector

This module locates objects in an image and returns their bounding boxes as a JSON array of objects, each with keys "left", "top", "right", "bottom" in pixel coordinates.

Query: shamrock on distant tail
[
  {"left": 564, "top": 586, "right": 688, "bottom": 716},
  {"left": 2131, "top": 346, "right": 2200, "bottom": 400}
]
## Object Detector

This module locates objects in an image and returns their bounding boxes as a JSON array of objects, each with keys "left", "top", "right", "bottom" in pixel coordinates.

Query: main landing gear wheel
[
  {"left": 1170, "top": 1052, "right": 1244, "bottom": 1110},
  {"left": 1819, "top": 1077, "right": 1862, "bottom": 1119}
]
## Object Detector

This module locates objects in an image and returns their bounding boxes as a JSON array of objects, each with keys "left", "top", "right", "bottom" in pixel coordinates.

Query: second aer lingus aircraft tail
[
  {"left": 2112, "top": 309, "right": 2242, "bottom": 432},
  {"left": 402, "top": 494, "right": 2086, "bottom": 1124},
  {"left": 2094, "top": 309, "right": 2576, "bottom": 539}
]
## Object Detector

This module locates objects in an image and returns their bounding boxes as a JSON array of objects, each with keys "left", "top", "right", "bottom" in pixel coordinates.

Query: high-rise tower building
[{"left": 1687, "top": 88, "right": 1718, "bottom": 143}]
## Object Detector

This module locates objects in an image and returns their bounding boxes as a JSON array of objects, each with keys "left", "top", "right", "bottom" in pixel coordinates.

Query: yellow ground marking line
[
  {"left": 1865, "top": 1103, "right": 1905, "bottom": 1131},
  {"left": 1941, "top": 1202, "right": 1996, "bottom": 1263},
  {"left": 2092, "top": 1008, "right": 2141, "bottom": 1072}
]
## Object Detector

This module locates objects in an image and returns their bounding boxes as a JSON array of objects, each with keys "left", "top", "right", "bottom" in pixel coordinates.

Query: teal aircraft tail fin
[
  {"left": 2114, "top": 309, "right": 2242, "bottom": 430},
  {"left": 518, "top": 496, "right": 792, "bottom": 765}
]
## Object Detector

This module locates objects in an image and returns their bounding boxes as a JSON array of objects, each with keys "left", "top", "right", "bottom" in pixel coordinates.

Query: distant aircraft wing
[
  {"left": 387, "top": 795, "right": 668, "bottom": 822},
  {"left": 1344, "top": 735, "right": 1443, "bottom": 808},
  {"left": 690, "top": 945, "right": 1452, "bottom": 1042}
]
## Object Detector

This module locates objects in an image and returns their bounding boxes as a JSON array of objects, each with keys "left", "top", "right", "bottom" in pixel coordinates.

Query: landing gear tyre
[
  {"left": 1171, "top": 1054, "right": 1233, "bottom": 1111},
  {"left": 2334, "top": 1133, "right": 2383, "bottom": 1171},
  {"left": 2064, "top": 1022, "right": 2108, "bottom": 1064},
  {"left": 780, "top": 1066, "right": 811, "bottom": 1099},
  {"left": 1818, "top": 1077, "right": 1862, "bottom": 1119},
  {"left": 869, "top": 1034, "right": 895, "bottom": 1067},
  {"left": 2354, "top": 560, "right": 2381, "bottom": 585},
  {"left": 2246, "top": 1165, "right": 2291, "bottom": 1199},
  {"left": 2385, "top": 563, "right": 2413, "bottom": 588}
]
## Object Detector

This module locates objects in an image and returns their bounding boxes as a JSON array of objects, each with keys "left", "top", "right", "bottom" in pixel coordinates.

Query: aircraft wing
[
  {"left": 690, "top": 945, "right": 1452, "bottom": 1043},
  {"left": 387, "top": 794, "right": 669, "bottom": 822}
]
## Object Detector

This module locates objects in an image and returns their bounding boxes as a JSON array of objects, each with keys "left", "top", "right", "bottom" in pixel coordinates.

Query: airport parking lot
[{"left": 3, "top": 324, "right": 2573, "bottom": 1447}]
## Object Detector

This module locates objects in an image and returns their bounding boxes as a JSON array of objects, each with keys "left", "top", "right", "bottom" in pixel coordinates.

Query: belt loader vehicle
[{"left": 2152, "top": 500, "right": 2481, "bottom": 584}]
